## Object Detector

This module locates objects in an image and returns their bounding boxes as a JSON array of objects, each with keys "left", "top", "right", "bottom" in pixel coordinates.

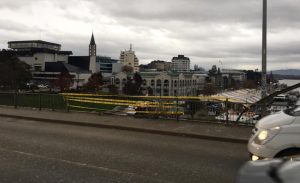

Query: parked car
[
  {"left": 237, "top": 158, "right": 300, "bottom": 183},
  {"left": 248, "top": 106, "right": 300, "bottom": 161},
  {"left": 125, "top": 106, "right": 137, "bottom": 115},
  {"left": 38, "top": 84, "right": 48, "bottom": 89}
]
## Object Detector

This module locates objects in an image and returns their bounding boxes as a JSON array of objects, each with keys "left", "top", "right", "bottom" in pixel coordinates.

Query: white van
[{"left": 248, "top": 106, "right": 300, "bottom": 161}]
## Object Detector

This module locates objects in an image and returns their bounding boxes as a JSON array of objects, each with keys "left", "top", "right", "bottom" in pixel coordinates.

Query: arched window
[
  {"left": 143, "top": 79, "right": 147, "bottom": 85},
  {"left": 164, "top": 80, "right": 169, "bottom": 87},
  {"left": 151, "top": 80, "right": 155, "bottom": 86},
  {"left": 157, "top": 79, "right": 161, "bottom": 87}
]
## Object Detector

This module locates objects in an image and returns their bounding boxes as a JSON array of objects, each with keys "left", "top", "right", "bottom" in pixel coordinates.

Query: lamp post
[{"left": 261, "top": 0, "right": 267, "bottom": 98}]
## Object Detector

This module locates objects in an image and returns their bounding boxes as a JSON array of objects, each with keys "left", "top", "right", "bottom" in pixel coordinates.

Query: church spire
[
  {"left": 89, "top": 32, "right": 97, "bottom": 73},
  {"left": 89, "top": 32, "right": 96, "bottom": 56},
  {"left": 90, "top": 32, "right": 96, "bottom": 46}
]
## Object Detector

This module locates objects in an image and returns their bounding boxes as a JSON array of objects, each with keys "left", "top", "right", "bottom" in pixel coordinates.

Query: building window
[
  {"left": 157, "top": 79, "right": 161, "bottom": 87},
  {"left": 34, "top": 65, "right": 42, "bottom": 71},
  {"left": 143, "top": 79, "right": 147, "bottom": 85},
  {"left": 164, "top": 80, "right": 169, "bottom": 87},
  {"left": 151, "top": 80, "right": 155, "bottom": 86},
  {"left": 122, "top": 78, "right": 126, "bottom": 85}
]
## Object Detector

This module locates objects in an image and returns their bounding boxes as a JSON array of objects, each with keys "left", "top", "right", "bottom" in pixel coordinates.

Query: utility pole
[{"left": 261, "top": 0, "right": 267, "bottom": 98}]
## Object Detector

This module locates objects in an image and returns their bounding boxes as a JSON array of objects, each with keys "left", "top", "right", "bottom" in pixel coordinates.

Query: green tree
[
  {"left": 0, "top": 50, "right": 31, "bottom": 91},
  {"left": 244, "top": 80, "right": 256, "bottom": 89},
  {"left": 108, "top": 84, "right": 118, "bottom": 95},
  {"left": 54, "top": 71, "right": 73, "bottom": 92},
  {"left": 123, "top": 77, "right": 135, "bottom": 95},
  {"left": 147, "top": 87, "right": 154, "bottom": 96},
  {"left": 123, "top": 73, "right": 143, "bottom": 95},
  {"left": 122, "top": 65, "right": 134, "bottom": 74},
  {"left": 202, "top": 83, "right": 217, "bottom": 96},
  {"left": 133, "top": 72, "right": 142, "bottom": 94},
  {"left": 84, "top": 72, "right": 103, "bottom": 92}
]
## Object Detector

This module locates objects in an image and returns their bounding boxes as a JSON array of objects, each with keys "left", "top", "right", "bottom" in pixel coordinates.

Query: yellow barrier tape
[
  {"left": 61, "top": 93, "right": 238, "bottom": 102},
  {"left": 66, "top": 96, "right": 153, "bottom": 104},
  {"left": 65, "top": 96, "right": 176, "bottom": 106},
  {"left": 67, "top": 98, "right": 180, "bottom": 108}
]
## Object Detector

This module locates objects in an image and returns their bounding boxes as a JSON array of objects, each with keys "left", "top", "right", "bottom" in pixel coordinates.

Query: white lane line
[{"left": 0, "top": 147, "right": 172, "bottom": 183}]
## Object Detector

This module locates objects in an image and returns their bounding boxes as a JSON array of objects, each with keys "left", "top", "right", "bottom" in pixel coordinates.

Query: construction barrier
[{"left": 61, "top": 93, "right": 238, "bottom": 118}]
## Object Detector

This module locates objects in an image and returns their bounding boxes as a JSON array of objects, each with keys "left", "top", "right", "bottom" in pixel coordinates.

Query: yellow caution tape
[{"left": 61, "top": 93, "right": 238, "bottom": 102}]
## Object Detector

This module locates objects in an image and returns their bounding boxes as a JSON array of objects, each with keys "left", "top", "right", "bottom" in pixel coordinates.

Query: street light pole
[{"left": 261, "top": 0, "right": 267, "bottom": 98}]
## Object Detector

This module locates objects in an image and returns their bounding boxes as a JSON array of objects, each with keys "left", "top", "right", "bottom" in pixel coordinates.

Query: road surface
[{"left": 0, "top": 117, "right": 249, "bottom": 183}]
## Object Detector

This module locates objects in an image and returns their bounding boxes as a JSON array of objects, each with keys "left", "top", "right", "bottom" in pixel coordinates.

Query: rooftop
[
  {"left": 8, "top": 40, "right": 61, "bottom": 47},
  {"left": 172, "top": 55, "right": 190, "bottom": 60}
]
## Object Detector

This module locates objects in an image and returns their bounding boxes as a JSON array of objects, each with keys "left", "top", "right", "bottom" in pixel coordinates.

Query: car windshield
[{"left": 284, "top": 106, "right": 300, "bottom": 117}]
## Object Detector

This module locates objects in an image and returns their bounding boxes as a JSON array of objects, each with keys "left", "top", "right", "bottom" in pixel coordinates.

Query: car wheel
[{"left": 275, "top": 149, "right": 300, "bottom": 160}]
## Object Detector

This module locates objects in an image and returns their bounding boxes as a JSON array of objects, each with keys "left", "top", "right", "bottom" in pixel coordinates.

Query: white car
[
  {"left": 248, "top": 106, "right": 300, "bottom": 161},
  {"left": 126, "top": 106, "right": 137, "bottom": 115}
]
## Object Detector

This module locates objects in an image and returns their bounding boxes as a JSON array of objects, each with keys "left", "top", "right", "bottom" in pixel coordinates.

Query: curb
[{"left": 0, "top": 113, "right": 248, "bottom": 144}]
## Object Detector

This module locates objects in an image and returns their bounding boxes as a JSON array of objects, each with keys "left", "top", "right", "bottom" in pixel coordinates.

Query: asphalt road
[{"left": 0, "top": 117, "right": 249, "bottom": 183}]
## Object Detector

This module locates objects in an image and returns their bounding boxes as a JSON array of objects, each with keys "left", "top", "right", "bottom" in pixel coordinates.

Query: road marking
[{"left": 0, "top": 147, "right": 172, "bottom": 183}]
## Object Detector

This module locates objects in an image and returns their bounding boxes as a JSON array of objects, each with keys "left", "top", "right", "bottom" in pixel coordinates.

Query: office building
[
  {"left": 171, "top": 55, "right": 190, "bottom": 72},
  {"left": 119, "top": 44, "right": 139, "bottom": 72}
]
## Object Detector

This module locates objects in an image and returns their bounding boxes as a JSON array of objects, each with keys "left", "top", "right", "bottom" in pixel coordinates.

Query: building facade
[
  {"left": 171, "top": 55, "right": 190, "bottom": 72},
  {"left": 96, "top": 56, "right": 122, "bottom": 77},
  {"left": 8, "top": 40, "right": 72, "bottom": 71},
  {"left": 119, "top": 44, "right": 139, "bottom": 72},
  {"left": 148, "top": 60, "right": 171, "bottom": 71},
  {"left": 7, "top": 34, "right": 99, "bottom": 88},
  {"left": 111, "top": 71, "right": 207, "bottom": 96}
]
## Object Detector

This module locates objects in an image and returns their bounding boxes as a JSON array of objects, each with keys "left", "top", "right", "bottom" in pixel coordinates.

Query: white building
[
  {"left": 171, "top": 55, "right": 190, "bottom": 72},
  {"left": 8, "top": 40, "right": 72, "bottom": 71},
  {"left": 119, "top": 44, "right": 139, "bottom": 72},
  {"left": 111, "top": 71, "right": 207, "bottom": 96},
  {"left": 8, "top": 34, "right": 98, "bottom": 87}
]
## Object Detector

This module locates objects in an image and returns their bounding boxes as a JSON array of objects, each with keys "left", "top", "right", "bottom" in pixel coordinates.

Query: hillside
[{"left": 271, "top": 69, "right": 300, "bottom": 76}]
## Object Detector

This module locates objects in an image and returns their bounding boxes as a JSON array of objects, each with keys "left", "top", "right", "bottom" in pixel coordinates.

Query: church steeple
[
  {"left": 89, "top": 33, "right": 96, "bottom": 56},
  {"left": 89, "top": 33, "right": 97, "bottom": 73},
  {"left": 90, "top": 33, "right": 96, "bottom": 45}
]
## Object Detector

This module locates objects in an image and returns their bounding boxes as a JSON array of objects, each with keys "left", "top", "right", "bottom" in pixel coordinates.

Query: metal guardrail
[{"left": 0, "top": 92, "right": 67, "bottom": 111}]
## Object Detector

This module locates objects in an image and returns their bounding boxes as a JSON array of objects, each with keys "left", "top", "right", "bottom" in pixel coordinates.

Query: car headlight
[
  {"left": 254, "top": 127, "right": 281, "bottom": 145},
  {"left": 258, "top": 130, "right": 268, "bottom": 141}
]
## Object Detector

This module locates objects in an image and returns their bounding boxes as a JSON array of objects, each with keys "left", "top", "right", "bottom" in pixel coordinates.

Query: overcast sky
[{"left": 1, "top": 0, "right": 300, "bottom": 70}]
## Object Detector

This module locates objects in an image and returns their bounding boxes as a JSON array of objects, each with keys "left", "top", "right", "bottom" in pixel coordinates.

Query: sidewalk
[{"left": 0, "top": 106, "right": 252, "bottom": 143}]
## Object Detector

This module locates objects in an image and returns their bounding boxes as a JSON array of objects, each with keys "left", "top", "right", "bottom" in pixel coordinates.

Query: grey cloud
[
  {"left": 89, "top": 0, "right": 300, "bottom": 30},
  {"left": 0, "top": 0, "right": 300, "bottom": 70},
  {"left": 0, "top": 19, "right": 33, "bottom": 33},
  {"left": 0, "top": 0, "right": 35, "bottom": 9}
]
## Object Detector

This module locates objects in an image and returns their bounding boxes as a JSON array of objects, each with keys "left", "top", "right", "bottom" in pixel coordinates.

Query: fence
[
  {"left": 0, "top": 92, "right": 66, "bottom": 111},
  {"left": 62, "top": 93, "right": 261, "bottom": 126},
  {"left": 0, "top": 92, "right": 266, "bottom": 126}
]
